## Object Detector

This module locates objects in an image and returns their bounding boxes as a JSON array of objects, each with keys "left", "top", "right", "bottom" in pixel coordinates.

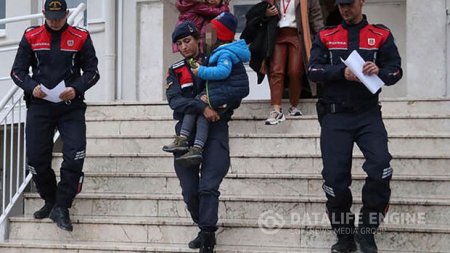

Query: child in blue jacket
[{"left": 163, "top": 12, "right": 250, "bottom": 166}]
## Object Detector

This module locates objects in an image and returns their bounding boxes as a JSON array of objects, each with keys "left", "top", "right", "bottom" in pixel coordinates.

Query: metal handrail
[
  {"left": 0, "top": 86, "right": 19, "bottom": 120},
  {"left": 0, "top": 3, "right": 86, "bottom": 25},
  {"left": 0, "top": 3, "right": 87, "bottom": 240},
  {"left": 0, "top": 47, "right": 19, "bottom": 53},
  {"left": 67, "top": 3, "right": 86, "bottom": 26},
  {"left": 0, "top": 13, "right": 44, "bottom": 25},
  {"left": 0, "top": 87, "right": 27, "bottom": 238}
]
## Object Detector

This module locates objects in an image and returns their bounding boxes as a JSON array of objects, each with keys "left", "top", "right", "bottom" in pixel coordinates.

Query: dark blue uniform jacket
[
  {"left": 11, "top": 23, "right": 99, "bottom": 102},
  {"left": 308, "top": 18, "right": 402, "bottom": 107}
]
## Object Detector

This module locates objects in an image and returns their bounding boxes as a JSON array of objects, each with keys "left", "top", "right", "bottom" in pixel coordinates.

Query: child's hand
[
  {"left": 200, "top": 94, "right": 209, "bottom": 103},
  {"left": 188, "top": 58, "right": 198, "bottom": 69},
  {"left": 191, "top": 66, "right": 199, "bottom": 76},
  {"left": 191, "top": 62, "right": 201, "bottom": 76}
]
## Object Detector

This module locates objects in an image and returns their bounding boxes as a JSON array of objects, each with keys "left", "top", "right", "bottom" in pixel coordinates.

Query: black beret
[
  {"left": 335, "top": 0, "right": 355, "bottom": 4},
  {"left": 172, "top": 21, "right": 199, "bottom": 43}
]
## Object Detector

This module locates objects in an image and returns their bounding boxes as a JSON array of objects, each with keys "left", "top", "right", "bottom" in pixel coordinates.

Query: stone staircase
[{"left": 0, "top": 99, "right": 449, "bottom": 252}]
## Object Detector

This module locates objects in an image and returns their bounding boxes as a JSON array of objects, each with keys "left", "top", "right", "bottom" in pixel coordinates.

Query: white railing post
[
  {"left": 67, "top": 3, "right": 86, "bottom": 26},
  {"left": 2, "top": 120, "right": 6, "bottom": 213}
]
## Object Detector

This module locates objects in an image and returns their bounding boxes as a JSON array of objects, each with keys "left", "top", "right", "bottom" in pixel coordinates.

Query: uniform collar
[
  {"left": 341, "top": 15, "right": 368, "bottom": 30},
  {"left": 44, "top": 23, "right": 69, "bottom": 34}
]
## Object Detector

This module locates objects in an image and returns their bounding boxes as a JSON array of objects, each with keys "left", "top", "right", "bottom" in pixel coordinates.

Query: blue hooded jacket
[{"left": 198, "top": 39, "right": 250, "bottom": 109}]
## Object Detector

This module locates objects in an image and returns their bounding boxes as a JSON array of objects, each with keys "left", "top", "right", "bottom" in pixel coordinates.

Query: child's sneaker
[
  {"left": 175, "top": 146, "right": 203, "bottom": 167},
  {"left": 162, "top": 136, "right": 189, "bottom": 153},
  {"left": 288, "top": 106, "right": 303, "bottom": 116},
  {"left": 265, "top": 111, "right": 286, "bottom": 125}
]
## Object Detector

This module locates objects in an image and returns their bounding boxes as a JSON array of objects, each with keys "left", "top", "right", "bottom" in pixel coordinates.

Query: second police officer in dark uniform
[
  {"left": 166, "top": 21, "right": 230, "bottom": 253},
  {"left": 11, "top": 0, "right": 99, "bottom": 231},
  {"left": 308, "top": 0, "right": 402, "bottom": 252}
]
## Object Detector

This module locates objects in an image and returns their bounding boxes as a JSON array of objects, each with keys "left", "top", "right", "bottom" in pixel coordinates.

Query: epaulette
[
  {"left": 320, "top": 25, "right": 341, "bottom": 37},
  {"left": 24, "top": 26, "right": 40, "bottom": 33},
  {"left": 320, "top": 25, "right": 338, "bottom": 31},
  {"left": 171, "top": 60, "right": 185, "bottom": 69},
  {"left": 372, "top": 24, "right": 391, "bottom": 32},
  {"left": 73, "top": 26, "right": 89, "bottom": 33}
]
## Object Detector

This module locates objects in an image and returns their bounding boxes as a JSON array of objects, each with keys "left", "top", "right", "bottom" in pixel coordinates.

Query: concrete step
[
  {"left": 24, "top": 193, "right": 450, "bottom": 225},
  {"left": 0, "top": 240, "right": 334, "bottom": 253},
  {"left": 86, "top": 99, "right": 450, "bottom": 120},
  {"left": 53, "top": 153, "right": 450, "bottom": 177},
  {"left": 8, "top": 216, "right": 450, "bottom": 252},
  {"left": 85, "top": 115, "right": 450, "bottom": 136},
  {"left": 54, "top": 172, "right": 450, "bottom": 199},
  {"left": 84, "top": 134, "right": 450, "bottom": 156},
  {"left": 1, "top": 241, "right": 419, "bottom": 253}
]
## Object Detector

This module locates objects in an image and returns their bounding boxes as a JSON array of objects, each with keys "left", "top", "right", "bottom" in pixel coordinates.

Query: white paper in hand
[
  {"left": 341, "top": 50, "right": 384, "bottom": 94},
  {"left": 40, "top": 81, "right": 66, "bottom": 103}
]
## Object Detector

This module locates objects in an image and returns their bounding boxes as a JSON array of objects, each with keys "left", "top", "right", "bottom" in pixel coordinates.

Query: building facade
[{"left": 0, "top": 0, "right": 449, "bottom": 102}]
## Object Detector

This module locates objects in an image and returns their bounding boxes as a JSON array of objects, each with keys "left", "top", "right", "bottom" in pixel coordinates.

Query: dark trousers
[
  {"left": 26, "top": 100, "right": 86, "bottom": 208},
  {"left": 174, "top": 119, "right": 230, "bottom": 232},
  {"left": 320, "top": 106, "right": 392, "bottom": 234}
]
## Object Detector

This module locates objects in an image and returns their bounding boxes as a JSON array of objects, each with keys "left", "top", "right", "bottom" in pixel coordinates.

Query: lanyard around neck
[{"left": 282, "top": 0, "right": 292, "bottom": 15}]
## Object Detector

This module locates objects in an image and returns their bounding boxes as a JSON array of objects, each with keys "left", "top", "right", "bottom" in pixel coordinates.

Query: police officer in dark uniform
[
  {"left": 11, "top": 0, "right": 99, "bottom": 232},
  {"left": 166, "top": 22, "right": 235, "bottom": 253},
  {"left": 308, "top": 0, "right": 402, "bottom": 252}
]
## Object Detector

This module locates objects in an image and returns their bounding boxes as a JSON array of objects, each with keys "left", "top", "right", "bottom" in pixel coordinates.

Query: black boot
[
  {"left": 199, "top": 231, "right": 215, "bottom": 253},
  {"left": 328, "top": 211, "right": 357, "bottom": 253},
  {"left": 175, "top": 146, "right": 203, "bottom": 167},
  {"left": 49, "top": 206, "right": 73, "bottom": 232},
  {"left": 189, "top": 232, "right": 202, "bottom": 249},
  {"left": 356, "top": 229, "right": 378, "bottom": 253},
  {"left": 162, "top": 136, "right": 189, "bottom": 153},
  {"left": 33, "top": 202, "right": 54, "bottom": 219},
  {"left": 331, "top": 234, "right": 357, "bottom": 253}
]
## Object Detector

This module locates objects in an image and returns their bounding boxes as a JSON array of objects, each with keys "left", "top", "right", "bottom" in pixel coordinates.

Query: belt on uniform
[{"left": 319, "top": 100, "right": 379, "bottom": 114}]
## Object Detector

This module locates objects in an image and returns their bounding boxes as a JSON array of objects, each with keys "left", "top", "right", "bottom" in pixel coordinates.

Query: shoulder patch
[
  {"left": 320, "top": 25, "right": 338, "bottom": 31},
  {"left": 73, "top": 26, "right": 89, "bottom": 33},
  {"left": 165, "top": 79, "right": 174, "bottom": 90},
  {"left": 24, "top": 25, "right": 46, "bottom": 42},
  {"left": 24, "top": 25, "right": 50, "bottom": 50},
  {"left": 368, "top": 24, "right": 391, "bottom": 37},
  {"left": 67, "top": 26, "right": 89, "bottom": 39},
  {"left": 25, "top": 26, "right": 40, "bottom": 33},
  {"left": 171, "top": 60, "right": 185, "bottom": 70},
  {"left": 24, "top": 25, "right": 43, "bottom": 34},
  {"left": 320, "top": 25, "right": 342, "bottom": 37}
]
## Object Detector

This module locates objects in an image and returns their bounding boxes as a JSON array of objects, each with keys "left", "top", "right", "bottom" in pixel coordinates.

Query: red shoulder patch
[
  {"left": 174, "top": 65, "right": 194, "bottom": 89},
  {"left": 320, "top": 25, "right": 348, "bottom": 50},
  {"left": 320, "top": 25, "right": 341, "bottom": 37},
  {"left": 24, "top": 25, "right": 41, "bottom": 34},
  {"left": 61, "top": 26, "right": 89, "bottom": 52},
  {"left": 72, "top": 26, "right": 89, "bottom": 34},
  {"left": 25, "top": 25, "right": 50, "bottom": 51},
  {"left": 359, "top": 24, "right": 390, "bottom": 50}
]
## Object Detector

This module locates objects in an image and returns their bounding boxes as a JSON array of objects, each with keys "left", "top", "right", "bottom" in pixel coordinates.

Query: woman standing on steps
[{"left": 165, "top": 20, "right": 245, "bottom": 252}]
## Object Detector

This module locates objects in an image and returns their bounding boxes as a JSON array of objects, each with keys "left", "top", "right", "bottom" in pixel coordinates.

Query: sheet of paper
[
  {"left": 40, "top": 81, "right": 66, "bottom": 103},
  {"left": 341, "top": 50, "right": 385, "bottom": 94}
]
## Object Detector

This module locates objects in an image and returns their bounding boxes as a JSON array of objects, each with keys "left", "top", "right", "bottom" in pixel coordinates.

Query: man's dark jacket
[
  {"left": 308, "top": 18, "right": 402, "bottom": 107},
  {"left": 11, "top": 23, "right": 99, "bottom": 102}
]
